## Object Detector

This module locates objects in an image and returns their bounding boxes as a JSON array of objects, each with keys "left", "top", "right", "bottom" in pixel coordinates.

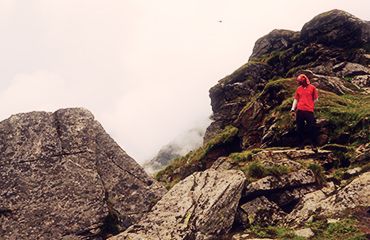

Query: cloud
[{"left": 0, "top": 1, "right": 369, "bottom": 164}]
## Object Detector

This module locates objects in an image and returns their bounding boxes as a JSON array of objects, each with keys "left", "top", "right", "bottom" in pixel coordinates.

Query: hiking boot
[{"left": 311, "top": 145, "right": 318, "bottom": 153}]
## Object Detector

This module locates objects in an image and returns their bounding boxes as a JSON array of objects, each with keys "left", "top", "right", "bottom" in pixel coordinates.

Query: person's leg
[
  {"left": 306, "top": 111, "right": 318, "bottom": 152},
  {"left": 296, "top": 110, "right": 305, "bottom": 149}
]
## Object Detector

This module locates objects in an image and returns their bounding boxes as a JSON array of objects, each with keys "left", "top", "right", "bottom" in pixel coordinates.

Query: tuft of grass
[
  {"left": 268, "top": 164, "right": 291, "bottom": 177},
  {"left": 249, "top": 218, "right": 367, "bottom": 240},
  {"left": 308, "top": 163, "right": 326, "bottom": 185},
  {"left": 245, "top": 161, "right": 290, "bottom": 179},
  {"left": 247, "top": 162, "right": 268, "bottom": 179},
  {"left": 229, "top": 149, "right": 262, "bottom": 163},
  {"left": 249, "top": 225, "right": 305, "bottom": 240},
  {"left": 205, "top": 125, "right": 239, "bottom": 152},
  {"left": 332, "top": 168, "right": 346, "bottom": 182}
]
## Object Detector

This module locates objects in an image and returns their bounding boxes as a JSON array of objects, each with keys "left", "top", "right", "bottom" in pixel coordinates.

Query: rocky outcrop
[
  {"left": 205, "top": 9, "right": 370, "bottom": 148},
  {"left": 206, "top": 62, "right": 273, "bottom": 142},
  {"left": 320, "top": 172, "right": 370, "bottom": 216},
  {"left": 150, "top": 9, "right": 369, "bottom": 240},
  {"left": 0, "top": 108, "right": 166, "bottom": 239},
  {"left": 237, "top": 196, "right": 286, "bottom": 228},
  {"left": 301, "top": 9, "right": 370, "bottom": 48},
  {"left": 252, "top": 149, "right": 331, "bottom": 167},
  {"left": 250, "top": 29, "right": 300, "bottom": 60},
  {"left": 110, "top": 169, "right": 246, "bottom": 240},
  {"left": 286, "top": 172, "right": 370, "bottom": 225},
  {"left": 244, "top": 169, "right": 317, "bottom": 199}
]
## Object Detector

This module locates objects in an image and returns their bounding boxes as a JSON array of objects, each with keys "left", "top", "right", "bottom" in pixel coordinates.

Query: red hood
[{"left": 297, "top": 74, "right": 310, "bottom": 85}]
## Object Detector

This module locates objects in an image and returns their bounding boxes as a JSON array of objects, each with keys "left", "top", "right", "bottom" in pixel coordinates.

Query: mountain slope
[
  {"left": 152, "top": 9, "right": 370, "bottom": 239},
  {"left": 156, "top": 9, "right": 370, "bottom": 188}
]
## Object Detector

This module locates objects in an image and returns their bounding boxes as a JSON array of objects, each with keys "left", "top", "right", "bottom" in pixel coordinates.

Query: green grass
[
  {"left": 243, "top": 161, "right": 290, "bottom": 179},
  {"left": 229, "top": 149, "right": 262, "bottom": 163},
  {"left": 307, "top": 219, "right": 367, "bottom": 240},
  {"left": 249, "top": 225, "right": 305, "bottom": 240},
  {"left": 247, "top": 218, "right": 367, "bottom": 240},
  {"left": 308, "top": 163, "right": 326, "bottom": 185},
  {"left": 316, "top": 91, "right": 370, "bottom": 143},
  {"left": 332, "top": 168, "right": 346, "bottom": 182},
  {"left": 259, "top": 78, "right": 296, "bottom": 98}
]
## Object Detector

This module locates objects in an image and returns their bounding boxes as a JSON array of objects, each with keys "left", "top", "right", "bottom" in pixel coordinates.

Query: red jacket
[{"left": 294, "top": 78, "right": 318, "bottom": 112}]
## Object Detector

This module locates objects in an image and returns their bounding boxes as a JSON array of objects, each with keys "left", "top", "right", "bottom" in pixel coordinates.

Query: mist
[{"left": 0, "top": 1, "right": 369, "bottom": 163}]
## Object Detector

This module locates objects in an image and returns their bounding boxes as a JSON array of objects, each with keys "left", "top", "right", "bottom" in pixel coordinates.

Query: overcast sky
[{"left": 1, "top": 0, "right": 369, "bottom": 163}]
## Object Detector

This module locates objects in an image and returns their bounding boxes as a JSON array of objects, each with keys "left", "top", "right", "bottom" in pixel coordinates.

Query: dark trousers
[{"left": 296, "top": 110, "right": 317, "bottom": 146}]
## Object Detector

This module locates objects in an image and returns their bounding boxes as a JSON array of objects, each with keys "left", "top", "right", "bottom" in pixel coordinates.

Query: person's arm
[
  {"left": 291, "top": 99, "right": 297, "bottom": 111},
  {"left": 291, "top": 89, "right": 299, "bottom": 112},
  {"left": 313, "top": 87, "right": 319, "bottom": 103}
]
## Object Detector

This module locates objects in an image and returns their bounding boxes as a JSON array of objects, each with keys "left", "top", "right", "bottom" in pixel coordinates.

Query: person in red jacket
[{"left": 290, "top": 74, "right": 319, "bottom": 152}]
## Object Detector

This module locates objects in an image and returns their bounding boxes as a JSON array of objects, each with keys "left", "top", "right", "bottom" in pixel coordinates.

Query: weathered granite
[
  {"left": 110, "top": 169, "right": 246, "bottom": 240},
  {"left": 0, "top": 108, "right": 166, "bottom": 240}
]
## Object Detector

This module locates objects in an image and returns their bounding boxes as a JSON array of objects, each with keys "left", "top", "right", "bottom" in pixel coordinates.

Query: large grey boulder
[
  {"left": 301, "top": 9, "right": 370, "bottom": 48},
  {"left": 0, "top": 108, "right": 166, "bottom": 239},
  {"left": 320, "top": 172, "right": 370, "bottom": 216},
  {"left": 110, "top": 169, "right": 246, "bottom": 240},
  {"left": 237, "top": 196, "right": 286, "bottom": 228},
  {"left": 285, "top": 172, "right": 370, "bottom": 225},
  {"left": 244, "top": 169, "right": 317, "bottom": 199}
]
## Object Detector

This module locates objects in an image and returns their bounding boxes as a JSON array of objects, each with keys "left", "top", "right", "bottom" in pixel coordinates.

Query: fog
[{"left": 0, "top": 0, "right": 369, "bottom": 163}]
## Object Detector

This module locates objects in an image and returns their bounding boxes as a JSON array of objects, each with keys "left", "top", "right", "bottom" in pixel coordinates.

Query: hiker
[{"left": 290, "top": 74, "right": 319, "bottom": 153}]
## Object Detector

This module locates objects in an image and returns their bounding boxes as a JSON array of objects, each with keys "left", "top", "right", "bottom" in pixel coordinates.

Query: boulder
[
  {"left": 249, "top": 29, "right": 300, "bottom": 60},
  {"left": 237, "top": 196, "right": 286, "bottom": 228},
  {"left": 351, "top": 75, "right": 370, "bottom": 88},
  {"left": 334, "top": 62, "right": 370, "bottom": 78},
  {"left": 252, "top": 149, "right": 331, "bottom": 170},
  {"left": 110, "top": 169, "right": 246, "bottom": 240},
  {"left": 352, "top": 143, "right": 370, "bottom": 163},
  {"left": 320, "top": 172, "right": 370, "bottom": 216},
  {"left": 268, "top": 186, "right": 318, "bottom": 212},
  {"left": 286, "top": 173, "right": 369, "bottom": 225},
  {"left": 284, "top": 188, "right": 328, "bottom": 225},
  {"left": 301, "top": 9, "right": 370, "bottom": 48},
  {"left": 244, "top": 169, "right": 317, "bottom": 199},
  {"left": 294, "top": 228, "right": 314, "bottom": 238},
  {"left": 211, "top": 157, "right": 234, "bottom": 171},
  {"left": 0, "top": 108, "right": 166, "bottom": 239}
]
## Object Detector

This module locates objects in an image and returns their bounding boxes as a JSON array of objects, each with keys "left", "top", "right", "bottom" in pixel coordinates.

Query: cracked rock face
[
  {"left": 0, "top": 108, "right": 166, "bottom": 240},
  {"left": 110, "top": 169, "right": 246, "bottom": 240},
  {"left": 244, "top": 169, "right": 317, "bottom": 199},
  {"left": 285, "top": 172, "right": 370, "bottom": 225},
  {"left": 237, "top": 196, "right": 286, "bottom": 228}
]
